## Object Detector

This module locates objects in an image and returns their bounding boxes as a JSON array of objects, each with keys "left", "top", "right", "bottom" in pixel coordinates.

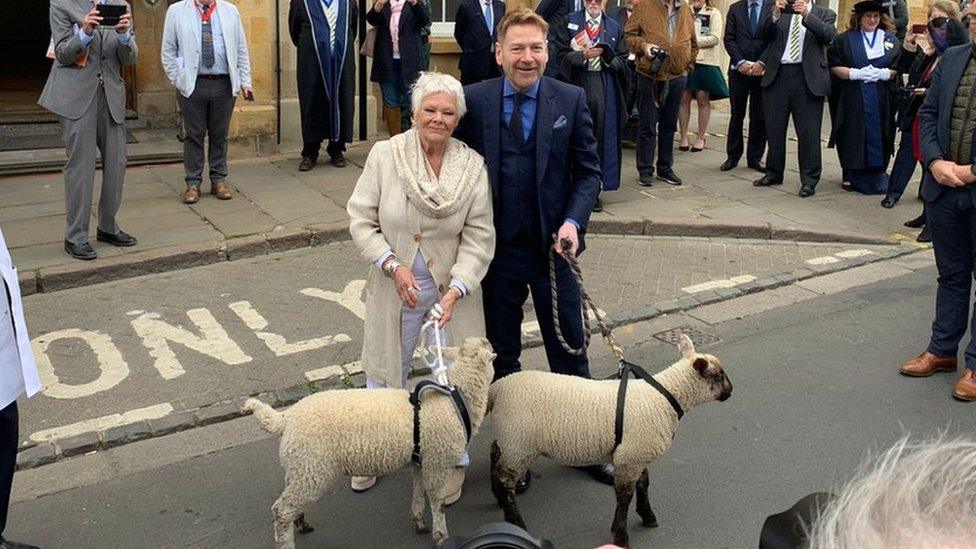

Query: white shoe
[
  {"left": 443, "top": 467, "right": 465, "bottom": 507},
  {"left": 351, "top": 475, "right": 377, "bottom": 492}
]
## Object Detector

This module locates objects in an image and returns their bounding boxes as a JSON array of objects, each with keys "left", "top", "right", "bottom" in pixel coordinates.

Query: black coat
[
  {"left": 365, "top": 0, "right": 430, "bottom": 85},
  {"left": 826, "top": 29, "right": 900, "bottom": 170},
  {"left": 454, "top": 0, "right": 505, "bottom": 85},
  {"left": 536, "top": 0, "right": 578, "bottom": 25},
  {"left": 894, "top": 19, "right": 967, "bottom": 130},
  {"left": 724, "top": 0, "right": 772, "bottom": 70},
  {"left": 289, "top": 0, "right": 358, "bottom": 145},
  {"left": 758, "top": 5, "right": 837, "bottom": 97}
]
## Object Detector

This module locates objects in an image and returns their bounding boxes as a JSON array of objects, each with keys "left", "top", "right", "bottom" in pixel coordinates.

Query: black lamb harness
[
  {"left": 409, "top": 380, "right": 473, "bottom": 465},
  {"left": 613, "top": 360, "right": 684, "bottom": 451}
]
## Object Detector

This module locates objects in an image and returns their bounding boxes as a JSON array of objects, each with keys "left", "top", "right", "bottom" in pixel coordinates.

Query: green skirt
[{"left": 686, "top": 63, "right": 730, "bottom": 100}]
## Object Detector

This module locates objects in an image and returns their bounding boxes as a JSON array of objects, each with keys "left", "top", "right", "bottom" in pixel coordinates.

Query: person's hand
[
  {"left": 115, "top": 12, "right": 131, "bottom": 34},
  {"left": 737, "top": 61, "right": 753, "bottom": 75},
  {"left": 241, "top": 86, "right": 254, "bottom": 101},
  {"left": 406, "top": 0, "right": 418, "bottom": 5},
  {"left": 553, "top": 222, "right": 580, "bottom": 256},
  {"left": 433, "top": 288, "right": 461, "bottom": 327},
  {"left": 917, "top": 34, "right": 935, "bottom": 55},
  {"left": 792, "top": 0, "right": 809, "bottom": 17},
  {"left": 931, "top": 160, "right": 967, "bottom": 187},
  {"left": 82, "top": 7, "right": 102, "bottom": 35},
  {"left": 905, "top": 30, "right": 917, "bottom": 46},
  {"left": 644, "top": 43, "right": 660, "bottom": 57},
  {"left": 749, "top": 63, "right": 765, "bottom": 76},
  {"left": 952, "top": 164, "right": 976, "bottom": 185},
  {"left": 772, "top": 0, "right": 787, "bottom": 16},
  {"left": 373, "top": 0, "right": 388, "bottom": 10},
  {"left": 393, "top": 267, "right": 421, "bottom": 308},
  {"left": 582, "top": 46, "right": 602, "bottom": 60}
]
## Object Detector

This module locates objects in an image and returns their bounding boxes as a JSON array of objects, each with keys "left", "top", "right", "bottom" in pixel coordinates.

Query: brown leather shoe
[
  {"left": 329, "top": 154, "right": 348, "bottom": 168},
  {"left": 298, "top": 156, "right": 316, "bottom": 171},
  {"left": 953, "top": 369, "right": 976, "bottom": 401},
  {"left": 899, "top": 351, "right": 957, "bottom": 377},
  {"left": 211, "top": 181, "right": 233, "bottom": 200},
  {"left": 183, "top": 186, "right": 201, "bottom": 204}
]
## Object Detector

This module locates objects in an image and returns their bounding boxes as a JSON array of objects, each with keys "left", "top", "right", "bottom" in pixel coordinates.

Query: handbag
[{"left": 360, "top": 27, "right": 376, "bottom": 58}]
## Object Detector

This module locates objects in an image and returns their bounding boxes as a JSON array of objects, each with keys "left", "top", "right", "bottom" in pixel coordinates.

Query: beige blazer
[
  {"left": 694, "top": 6, "right": 724, "bottom": 67},
  {"left": 347, "top": 139, "right": 495, "bottom": 386}
]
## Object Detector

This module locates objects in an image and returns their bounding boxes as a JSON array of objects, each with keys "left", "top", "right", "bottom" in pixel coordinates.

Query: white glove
[
  {"left": 874, "top": 67, "right": 893, "bottom": 81},
  {"left": 849, "top": 67, "right": 867, "bottom": 81}
]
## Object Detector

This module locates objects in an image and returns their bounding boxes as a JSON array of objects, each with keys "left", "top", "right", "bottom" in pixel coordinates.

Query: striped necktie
[
  {"left": 324, "top": 0, "right": 338, "bottom": 48},
  {"left": 200, "top": 2, "right": 217, "bottom": 68},
  {"left": 788, "top": 13, "right": 802, "bottom": 62}
]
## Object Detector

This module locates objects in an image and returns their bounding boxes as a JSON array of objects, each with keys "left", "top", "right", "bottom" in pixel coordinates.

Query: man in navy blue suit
[
  {"left": 898, "top": 12, "right": 976, "bottom": 402},
  {"left": 456, "top": 7, "right": 607, "bottom": 487}
]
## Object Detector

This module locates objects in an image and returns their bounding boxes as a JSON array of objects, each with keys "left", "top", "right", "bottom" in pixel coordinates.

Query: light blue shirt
[
  {"left": 197, "top": 2, "right": 230, "bottom": 75},
  {"left": 76, "top": 1, "right": 132, "bottom": 47}
]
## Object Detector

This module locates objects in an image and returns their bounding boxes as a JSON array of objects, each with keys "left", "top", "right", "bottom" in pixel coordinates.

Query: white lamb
[
  {"left": 487, "top": 334, "right": 733, "bottom": 547},
  {"left": 243, "top": 337, "right": 496, "bottom": 548}
]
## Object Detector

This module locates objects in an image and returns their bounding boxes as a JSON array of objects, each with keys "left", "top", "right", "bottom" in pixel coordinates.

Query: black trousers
[
  {"left": 926, "top": 186, "right": 976, "bottom": 371},
  {"left": 0, "top": 401, "right": 17, "bottom": 540},
  {"left": 636, "top": 74, "right": 687, "bottom": 177},
  {"left": 762, "top": 65, "right": 824, "bottom": 188},
  {"left": 177, "top": 76, "right": 237, "bottom": 187},
  {"left": 726, "top": 71, "right": 766, "bottom": 166},
  {"left": 482, "top": 236, "right": 590, "bottom": 381}
]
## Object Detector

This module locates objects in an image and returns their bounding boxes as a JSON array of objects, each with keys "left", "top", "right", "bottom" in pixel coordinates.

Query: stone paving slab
[{"left": 11, "top": 234, "right": 917, "bottom": 467}]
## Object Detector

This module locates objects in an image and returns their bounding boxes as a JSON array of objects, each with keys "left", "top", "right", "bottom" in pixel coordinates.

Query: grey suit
[{"left": 39, "top": 0, "right": 138, "bottom": 245}]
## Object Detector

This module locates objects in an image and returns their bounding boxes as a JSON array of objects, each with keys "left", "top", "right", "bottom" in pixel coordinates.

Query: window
[{"left": 429, "top": 0, "right": 463, "bottom": 36}]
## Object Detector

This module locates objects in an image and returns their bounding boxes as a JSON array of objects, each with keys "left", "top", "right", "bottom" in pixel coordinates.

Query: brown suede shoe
[
  {"left": 899, "top": 351, "right": 957, "bottom": 377},
  {"left": 298, "top": 156, "right": 316, "bottom": 171},
  {"left": 953, "top": 369, "right": 976, "bottom": 401},
  {"left": 211, "top": 182, "right": 233, "bottom": 200},
  {"left": 329, "top": 154, "right": 348, "bottom": 168},
  {"left": 183, "top": 186, "right": 201, "bottom": 204}
]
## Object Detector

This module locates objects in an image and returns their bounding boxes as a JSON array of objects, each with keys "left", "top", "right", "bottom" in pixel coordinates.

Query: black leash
[
  {"left": 410, "top": 380, "right": 473, "bottom": 465},
  {"left": 614, "top": 360, "right": 684, "bottom": 451}
]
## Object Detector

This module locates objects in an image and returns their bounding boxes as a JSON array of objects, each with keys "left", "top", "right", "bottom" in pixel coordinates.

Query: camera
[{"left": 647, "top": 45, "right": 669, "bottom": 74}]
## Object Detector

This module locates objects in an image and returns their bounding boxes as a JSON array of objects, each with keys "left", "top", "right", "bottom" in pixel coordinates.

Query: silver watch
[{"left": 382, "top": 256, "right": 402, "bottom": 277}]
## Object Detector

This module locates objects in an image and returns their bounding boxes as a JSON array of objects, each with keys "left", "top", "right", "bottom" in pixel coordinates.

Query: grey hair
[
  {"left": 807, "top": 435, "right": 976, "bottom": 549},
  {"left": 410, "top": 72, "right": 467, "bottom": 119}
]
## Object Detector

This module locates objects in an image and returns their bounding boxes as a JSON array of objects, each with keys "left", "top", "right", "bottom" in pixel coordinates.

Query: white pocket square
[{"left": 553, "top": 115, "right": 568, "bottom": 129}]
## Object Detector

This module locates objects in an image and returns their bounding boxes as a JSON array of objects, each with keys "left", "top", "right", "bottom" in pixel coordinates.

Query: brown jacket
[{"left": 624, "top": 0, "right": 698, "bottom": 80}]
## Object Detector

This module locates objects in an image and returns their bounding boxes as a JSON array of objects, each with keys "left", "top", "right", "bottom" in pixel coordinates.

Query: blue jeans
[
  {"left": 927, "top": 187, "right": 976, "bottom": 372},
  {"left": 886, "top": 129, "right": 919, "bottom": 201},
  {"left": 379, "top": 59, "right": 411, "bottom": 111}
]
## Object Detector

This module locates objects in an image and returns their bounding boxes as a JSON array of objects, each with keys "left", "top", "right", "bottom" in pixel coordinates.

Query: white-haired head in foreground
[
  {"left": 807, "top": 435, "right": 976, "bottom": 549},
  {"left": 410, "top": 72, "right": 467, "bottom": 119}
]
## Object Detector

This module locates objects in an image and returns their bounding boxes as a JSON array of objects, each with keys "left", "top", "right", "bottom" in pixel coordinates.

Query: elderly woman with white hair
[{"left": 347, "top": 71, "right": 495, "bottom": 501}]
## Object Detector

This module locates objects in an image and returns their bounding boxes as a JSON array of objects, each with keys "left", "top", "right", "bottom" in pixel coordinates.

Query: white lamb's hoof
[
  {"left": 351, "top": 475, "right": 377, "bottom": 492},
  {"left": 432, "top": 530, "right": 447, "bottom": 548}
]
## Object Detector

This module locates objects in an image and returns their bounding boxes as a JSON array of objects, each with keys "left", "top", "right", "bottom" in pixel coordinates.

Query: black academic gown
[
  {"left": 289, "top": 0, "right": 358, "bottom": 153},
  {"left": 551, "top": 10, "right": 627, "bottom": 190},
  {"left": 827, "top": 29, "right": 900, "bottom": 172}
]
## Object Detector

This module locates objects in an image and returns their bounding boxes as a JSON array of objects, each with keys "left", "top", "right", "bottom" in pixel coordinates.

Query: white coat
[
  {"left": 161, "top": 0, "right": 253, "bottom": 98},
  {"left": 0, "top": 227, "right": 42, "bottom": 410},
  {"left": 347, "top": 137, "right": 495, "bottom": 387}
]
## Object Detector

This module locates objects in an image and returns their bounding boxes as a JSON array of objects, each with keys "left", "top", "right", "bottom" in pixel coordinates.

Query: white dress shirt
[{"left": 779, "top": 2, "right": 811, "bottom": 65}]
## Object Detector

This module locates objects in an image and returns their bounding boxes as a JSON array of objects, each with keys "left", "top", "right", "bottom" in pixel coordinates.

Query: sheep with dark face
[
  {"left": 487, "top": 334, "right": 733, "bottom": 547},
  {"left": 244, "top": 337, "right": 496, "bottom": 548}
]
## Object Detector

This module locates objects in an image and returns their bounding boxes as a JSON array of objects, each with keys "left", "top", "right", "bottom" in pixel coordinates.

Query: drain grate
[{"left": 652, "top": 326, "right": 721, "bottom": 347}]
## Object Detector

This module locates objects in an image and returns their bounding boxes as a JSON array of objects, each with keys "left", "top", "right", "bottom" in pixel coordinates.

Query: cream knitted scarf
[{"left": 390, "top": 128, "right": 484, "bottom": 219}]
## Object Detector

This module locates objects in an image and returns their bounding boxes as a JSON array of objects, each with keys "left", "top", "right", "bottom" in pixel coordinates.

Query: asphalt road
[{"left": 7, "top": 263, "right": 972, "bottom": 549}]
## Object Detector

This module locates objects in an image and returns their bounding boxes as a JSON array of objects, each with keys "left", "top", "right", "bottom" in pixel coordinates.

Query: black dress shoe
[
  {"left": 799, "top": 185, "right": 816, "bottom": 198},
  {"left": 576, "top": 463, "right": 615, "bottom": 486},
  {"left": 657, "top": 169, "right": 682, "bottom": 185},
  {"left": 881, "top": 196, "right": 898, "bottom": 209},
  {"left": 593, "top": 196, "right": 603, "bottom": 212},
  {"left": 515, "top": 471, "right": 531, "bottom": 494},
  {"left": 329, "top": 154, "right": 348, "bottom": 168},
  {"left": 637, "top": 175, "right": 654, "bottom": 187},
  {"left": 904, "top": 213, "right": 926, "bottom": 228},
  {"left": 720, "top": 159, "right": 737, "bottom": 171},
  {"left": 917, "top": 225, "right": 932, "bottom": 243},
  {"left": 298, "top": 156, "right": 317, "bottom": 171},
  {"left": 753, "top": 175, "right": 783, "bottom": 187},
  {"left": 96, "top": 229, "right": 138, "bottom": 247},
  {"left": 747, "top": 162, "right": 766, "bottom": 173},
  {"left": 1, "top": 539, "right": 41, "bottom": 549},
  {"left": 64, "top": 240, "right": 97, "bottom": 260}
]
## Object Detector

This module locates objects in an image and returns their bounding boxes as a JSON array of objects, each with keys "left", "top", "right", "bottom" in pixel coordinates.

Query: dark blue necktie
[
  {"left": 749, "top": 2, "right": 759, "bottom": 33},
  {"left": 510, "top": 93, "right": 525, "bottom": 146}
]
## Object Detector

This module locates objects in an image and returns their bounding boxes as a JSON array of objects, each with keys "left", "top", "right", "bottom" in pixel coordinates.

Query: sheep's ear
[
  {"left": 438, "top": 346, "right": 459, "bottom": 359},
  {"left": 677, "top": 334, "right": 695, "bottom": 358},
  {"left": 692, "top": 357, "right": 709, "bottom": 377}
]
